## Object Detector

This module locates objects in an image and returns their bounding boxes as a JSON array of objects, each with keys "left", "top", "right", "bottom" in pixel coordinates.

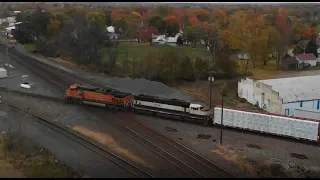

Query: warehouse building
[{"left": 238, "top": 75, "right": 320, "bottom": 116}]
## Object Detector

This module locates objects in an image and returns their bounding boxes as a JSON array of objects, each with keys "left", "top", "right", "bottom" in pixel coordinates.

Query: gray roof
[{"left": 258, "top": 75, "right": 320, "bottom": 103}]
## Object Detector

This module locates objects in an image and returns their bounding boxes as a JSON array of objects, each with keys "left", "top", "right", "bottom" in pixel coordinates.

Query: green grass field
[
  {"left": 102, "top": 42, "right": 209, "bottom": 64},
  {"left": 23, "top": 43, "right": 37, "bottom": 53}
]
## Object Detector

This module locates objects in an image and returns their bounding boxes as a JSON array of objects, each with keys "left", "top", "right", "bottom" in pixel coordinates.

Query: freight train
[
  {"left": 65, "top": 84, "right": 320, "bottom": 142},
  {"left": 64, "top": 84, "right": 213, "bottom": 124}
]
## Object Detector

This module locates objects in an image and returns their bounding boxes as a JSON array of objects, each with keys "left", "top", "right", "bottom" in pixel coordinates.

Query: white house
[
  {"left": 295, "top": 53, "right": 318, "bottom": 66},
  {"left": 152, "top": 33, "right": 182, "bottom": 44},
  {"left": 238, "top": 75, "right": 320, "bottom": 116}
]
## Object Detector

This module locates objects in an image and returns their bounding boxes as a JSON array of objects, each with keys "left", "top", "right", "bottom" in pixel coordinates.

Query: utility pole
[
  {"left": 6, "top": 37, "right": 9, "bottom": 76},
  {"left": 207, "top": 71, "right": 214, "bottom": 109},
  {"left": 220, "top": 94, "right": 224, "bottom": 145},
  {"left": 219, "top": 82, "right": 227, "bottom": 145}
]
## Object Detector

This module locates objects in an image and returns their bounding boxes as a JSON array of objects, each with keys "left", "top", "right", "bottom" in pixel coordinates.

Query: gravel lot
[{"left": 133, "top": 113, "right": 320, "bottom": 177}]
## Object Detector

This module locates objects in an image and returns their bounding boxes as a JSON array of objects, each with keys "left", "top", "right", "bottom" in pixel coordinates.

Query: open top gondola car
[
  {"left": 65, "top": 84, "right": 132, "bottom": 110},
  {"left": 133, "top": 94, "right": 212, "bottom": 122}
]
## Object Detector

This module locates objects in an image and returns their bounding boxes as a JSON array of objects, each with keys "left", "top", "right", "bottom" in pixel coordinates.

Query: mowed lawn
[{"left": 102, "top": 42, "right": 209, "bottom": 66}]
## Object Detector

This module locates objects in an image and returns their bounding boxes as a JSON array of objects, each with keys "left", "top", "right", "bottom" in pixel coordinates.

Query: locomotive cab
[
  {"left": 65, "top": 84, "right": 80, "bottom": 100},
  {"left": 189, "top": 103, "right": 210, "bottom": 116}
]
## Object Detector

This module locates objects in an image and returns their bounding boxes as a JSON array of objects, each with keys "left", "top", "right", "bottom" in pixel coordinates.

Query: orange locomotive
[{"left": 65, "top": 84, "right": 132, "bottom": 110}]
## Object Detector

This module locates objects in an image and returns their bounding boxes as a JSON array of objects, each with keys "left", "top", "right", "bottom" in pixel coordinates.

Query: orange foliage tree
[
  {"left": 169, "top": 8, "right": 185, "bottom": 27},
  {"left": 194, "top": 8, "right": 210, "bottom": 22},
  {"left": 301, "top": 27, "right": 318, "bottom": 39},
  {"left": 274, "top": 7, "right": 292, "bottom": 69},
  {"left": 111, "top": 7, "right": 132, "bottom": 20},
  {"left": 164, "top": 15, "right": 178, "bottom": 24},
  {"left": 188, "top": 17, "right": 200, "bottom": 27},
  {"left": 134, "top": 6, "right": 148, "bottom": 17},
  {"left": 132, "top": 11, "right": 141, "bottom": 19}
]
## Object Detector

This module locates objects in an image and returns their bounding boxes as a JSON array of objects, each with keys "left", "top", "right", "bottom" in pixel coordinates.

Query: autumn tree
[
  {"left": 242, "top": 15, "right": 269, "bottom": 68},
  {"left": 301, "top": 27, "right": 318, "bottom": 39},
  {"left": 47, "top": 19, "right": 61, "bottom": 36},
  {"left": 127, "top": 17, "right": 142, "bottom": 41},
  {"left": 66, "top": 6, "right": 86, "bottom": 17},
  {"left": 184, "top": 26, "right": 201, "bottom": 47},
  {"left": 203, "top": 23, "right": 224, "bottom": 67},
  {"left": 194, "top": 57, "right": 208, "bottom": 79},
  {"left": 132, "top": 11, "right": 141, "bottom": 19},
  {"left": 86, "top": 11, "right": 106, "bottom": 30},
  {"left": 155, "top": 5, "right": 169, "bottom": 17},
  {"left": 134, "top": 6, "right": 148, "bottom": 17},
  {"left": 293, "top": 44, "right": 305, "bottom": 54},
  {"left": 219, "top": 29, "right": 240, "bottom": 52},
  {"left": 228, "top": 10, "right": 247, "bottom": 51},
  {"left": 148, "top": 16, "right": 166, "bottom": 33},
  {"left": 164, "top": 15, "right": 178, "bottom": 25},
  {"left": 274, "top": 7, "right": 292, "bottom": 70},
  {"left": 291, "top": 17, "right": 307, "bottom": 43},
  {"left": 188, "top": 16, "right": 200, "bottom": 27},
  {"left": 169, "top": 8, "right": 185, "bottom": 27},
  {"left": 111, "top": 7, "right": 132, "bottom": 20},
  {"left": 139, "top": 26, "right": 159, "bottom": 44},
  {"left": 179, "top": 56, "right": 195, "bottom": 81},
  {"left": 158, "top": 49, "right": 181, "bottom": 83},
  {"left": 143, "top": 52, "right": 160, "bottom": 80},
  {"left": 112, "top": 15, "right": 130, "bottom": 35},
  {"left": 194, "top": 8, "right": 210, "bottom": 22},
  {"left": 106, "top": 9, "right": 113, "bottom": 26},
  {"left": 305, "top": 35, "right": 318, "bottom": 58}
]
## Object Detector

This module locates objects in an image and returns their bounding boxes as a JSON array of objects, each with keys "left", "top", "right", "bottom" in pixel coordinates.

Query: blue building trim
[{"left": 318, "top": 100, "right": 320, "bottom": 110}]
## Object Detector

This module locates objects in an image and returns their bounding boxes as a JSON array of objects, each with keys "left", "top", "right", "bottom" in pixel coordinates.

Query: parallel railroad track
[
  {"left": 0, "top": 44, "right": 119, "bottom": 92},
  {"left": 119, "top": 112, "right": 235, "bottom": 178},
  {"left": 0, "top": 43, "right": 236, "bottom": 178},
  {"left": 0, "top": 87, "right": 65, "bottom": 102},
  {"left": 8, "top": 103, "right": 153, "bottom": 178},
  {"left": 89, "top": 107, "right": 235, "bottom": 178}
]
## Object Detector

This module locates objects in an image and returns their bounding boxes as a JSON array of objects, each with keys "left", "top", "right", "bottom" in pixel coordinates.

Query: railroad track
[
  {"left": 118, "top": 112, "right": 235, "bottom": 178},
  {"left": 7, "top": 102, "right": 153, "bottom": 178},
  {"left": 0, "top": 43, "right": 236, "bottom": 178},
  {"left": 0, "top": 87, "right": 64, "bottom": 102},
  {"left": 89, "top": 107, "right": 235, "bottom": 178}
]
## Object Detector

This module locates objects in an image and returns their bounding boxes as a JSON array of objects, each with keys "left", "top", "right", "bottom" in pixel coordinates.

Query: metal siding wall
[
  {"left": 282, "top": 102, "right": 301, "bottom": 116},
  {"left": 303, "top": 101, "right": 314, "bottom": 109},
  {"left": 283, "top": 100, "right": 320, "bottom": 116}
]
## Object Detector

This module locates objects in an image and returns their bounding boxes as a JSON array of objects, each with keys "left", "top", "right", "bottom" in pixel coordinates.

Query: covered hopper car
[{"left": 213, "top": 107, "right": 320, "bottom": 142}]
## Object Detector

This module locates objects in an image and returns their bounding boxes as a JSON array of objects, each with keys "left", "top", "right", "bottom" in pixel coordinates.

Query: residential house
[
  {"left": 106, "top": 26, "right": 119, "bottom": 40},
  {"left": 152, "top": 33, "right": 182, "bottom": 45},
  {"left": 238, "top": 75, "right": 320, "bottom": 116},
  {"left": 237, "top": 50, "right": 251, "bottom": 60},
  {"left": 281, "top": 57, "right": 299, "bottom": 70},
  {"left": 295, "top": 53, "right": 318, "bottom": 66}
]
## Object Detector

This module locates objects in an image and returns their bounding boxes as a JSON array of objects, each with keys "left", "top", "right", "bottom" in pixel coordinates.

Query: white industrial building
[{"left": 238, "top": 75, "right": 320, "bottom": 117}]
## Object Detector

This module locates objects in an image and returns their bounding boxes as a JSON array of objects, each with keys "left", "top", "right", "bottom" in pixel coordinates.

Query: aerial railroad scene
[{"left": 0, "top": 2, "right": 320, "bottom": 178}]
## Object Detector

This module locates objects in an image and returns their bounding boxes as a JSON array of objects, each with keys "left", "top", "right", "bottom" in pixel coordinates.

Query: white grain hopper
[{"left": 0, "top": 68, "right": 7, "bottom": 79}]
